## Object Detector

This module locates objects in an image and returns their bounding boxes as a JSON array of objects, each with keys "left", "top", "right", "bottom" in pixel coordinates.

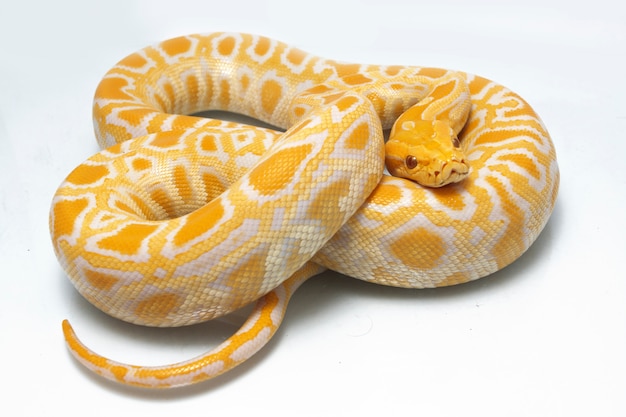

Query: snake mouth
[{"left": 430, "top": 160, "right": 469, "bottom": 187}]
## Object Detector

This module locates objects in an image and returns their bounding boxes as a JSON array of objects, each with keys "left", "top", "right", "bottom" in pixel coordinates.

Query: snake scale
[{"left": 50, "top": 32, "right": 559, "bottom": 388}]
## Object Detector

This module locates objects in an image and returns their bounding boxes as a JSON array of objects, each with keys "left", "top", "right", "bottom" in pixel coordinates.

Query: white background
[{"left": 1, "top": 0, "right": 624, "bottom": 416}]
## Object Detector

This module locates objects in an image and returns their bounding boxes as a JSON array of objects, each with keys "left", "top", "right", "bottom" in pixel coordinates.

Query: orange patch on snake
[
  {"left": 161, "top": 36, "right": 192, "bottom": 56},
  {"left": 173, "top": 202, "right": 225, "bottom": 247},
  {"left": 84, "top": 270, "right": 119, "bottom": 291},
  {"left": 68, "top": 164, "right": 109, "bottom": 186},
  {"left": 97, "top": 223, "right": 159, "bottom": 255},
  {"left": 217, "top": 36, "right": 236, "bottom": 56},
  {"left": 52, "top": 198, "right": 89, "bottom": 238},
  {"left": 247, "top": 144, "right": 313, "bottom": 195},
  {"left": 261, "top": 79, "right": 283, "bottom": 114},
  {"left": 134, "top": 293, "right": 182, "bottom": 322},
  {"left": 390, "top": 228, "right": 446, "bottom": 270}
]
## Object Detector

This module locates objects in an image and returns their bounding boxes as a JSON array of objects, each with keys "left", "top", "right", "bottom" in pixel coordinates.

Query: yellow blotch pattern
[
  {"left": 118, "top": 53, "right": 148, "bottom": 69},
  {"left": 202, "top": 172, "right": 227, "bottom": 199},
  {"left": 247, "top": 144, "right": 313, "bottom": 195},
  {"left": 498, "top": 152, "right": 541, "bottom": 180},
  {"left": 161, "top": 36, "right": 192, "bottom": 57},
  {"left": 131, "top": 193, "right": 159, "bottom": 220},
  {"left": 429, "top": 79, "right": 456, "bottom": 101},
  {"left": 116, "top": 108, "right": 154, "bottom": 128},
  {"left": 97, "top": 223, "right": 160, "bottom": 255},
  {"left": 149, "top": 132, "right": 182, "bottom": 148},
  {"left": 94, "top": 77, "right": 132, "bottom": 101},
  {"left": 150, "top": 188, "right": 175, "bottom": 217},
  {"left": 52, "top": 198, "right": 89, "bottom": 238},
  {"left": 345, "top": 122, "right": 370, "bottom": 150},
  {"left": 485, "top": 176, "right": 526, "bottom": 268},
  {"left": 134, "top": 293, "right": 183, "bottom": 323},
  {"left": 173, "top": 201, "right": 225, "bottom": 246},
  {"left": 432, "top": 186, "right": 466, "bottom": 211},
  {"left": 113, "top": 200, "right": 141, "bottom": 217},
  {"left": 342, "top": 73, "right": 373, "bottom": 86},
  {"left": 223, "top": 249, "right": 270, "bottom": 306},
  {"left": 390, "top": 227, "right": 446, "bottom": 270},
  {"left": 385, "top": 65, "right": 403, "bottom": 76},
  {"left": 185, "top": 74, "right": 199, "bottom": 105},
  {"left": 261, "top": 79, "right": 283, "bottom": 114},
  {"left": 306, "top": 178, "right": 352, "bottom": 220},
  {"left": 332, "top": 63, "right": 361, "bottom": 77},
  {"left": 131, "top": 157, "right": 152, "bottom": 171},
  {"left": 68, "top": 164, "right": 109, "bottom": 186},
  {"left": 200, "top": 134, "right": 218, "bottom": 152},
  {"left": 334, "top": 95, "right": 360, "bottom": 112},
  {"left": 286, "top": 48, "right": 306, "bottom": 66},
  {"left": 219, "top": 79, "right": 230, "bottom": 106},
  {"left": 254, "top": 36, "right": 271, "bottom": 56},
  {"left": 84, "top": 269, "right": 119, "bottom": 291},
  {"left": 217, "top": 36, "right": 236, "bottom": 56},
  {"left": 372, "top": 182, "right": 403, "bottom": 205},
  {"left": 418, "top": 67, "right": 448, "bottom": 78},
  {"left": 173, "top": 165, "right": 193, "bottom": 203}
]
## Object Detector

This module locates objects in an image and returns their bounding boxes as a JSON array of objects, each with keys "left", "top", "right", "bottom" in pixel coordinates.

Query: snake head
[{"left": 385, "top": 119, "right": 469, "bottom": 187}]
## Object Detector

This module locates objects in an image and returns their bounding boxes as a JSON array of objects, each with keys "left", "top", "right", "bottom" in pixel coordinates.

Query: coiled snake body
[{"left": 50, "top": 33, "right": 559, "bottom": 388}]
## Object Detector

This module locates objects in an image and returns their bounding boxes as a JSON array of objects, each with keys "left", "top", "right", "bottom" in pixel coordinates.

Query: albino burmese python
[{"left": 50, "top": 32, "right": 559, "bottom": 388}]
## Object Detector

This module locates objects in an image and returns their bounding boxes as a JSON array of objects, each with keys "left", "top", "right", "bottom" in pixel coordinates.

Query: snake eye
[
  {"left": 452, "top": 136, "right": 461, "bottom": 148},
  {"left": 405, "top": 155, "right": 418, "bottom": 169}
]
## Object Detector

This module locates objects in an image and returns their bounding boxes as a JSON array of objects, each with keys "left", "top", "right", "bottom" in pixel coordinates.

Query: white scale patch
[
  {"left": 153, "top": 268, "right": 168, "bottom": 279},
  {"left": 469, "top": 225, "right": 488, "bottom": 247},
  {"left": 229, "top": 327, "right": 272, "bottom": 362}
]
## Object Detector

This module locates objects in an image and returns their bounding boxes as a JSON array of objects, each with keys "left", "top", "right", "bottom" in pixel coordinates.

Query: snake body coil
[{"left": 50, "top": 33, "right": 559, "bottom": 388}]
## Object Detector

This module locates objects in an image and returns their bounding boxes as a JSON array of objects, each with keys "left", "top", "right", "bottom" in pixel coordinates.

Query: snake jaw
[{"left": 436, "top": 159, "right": 470, "bottom": 186}]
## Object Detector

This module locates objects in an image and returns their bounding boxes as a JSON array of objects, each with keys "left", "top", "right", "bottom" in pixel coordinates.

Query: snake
[{"left": 49, "top": 32, "right": 559, "bottom": 388}]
